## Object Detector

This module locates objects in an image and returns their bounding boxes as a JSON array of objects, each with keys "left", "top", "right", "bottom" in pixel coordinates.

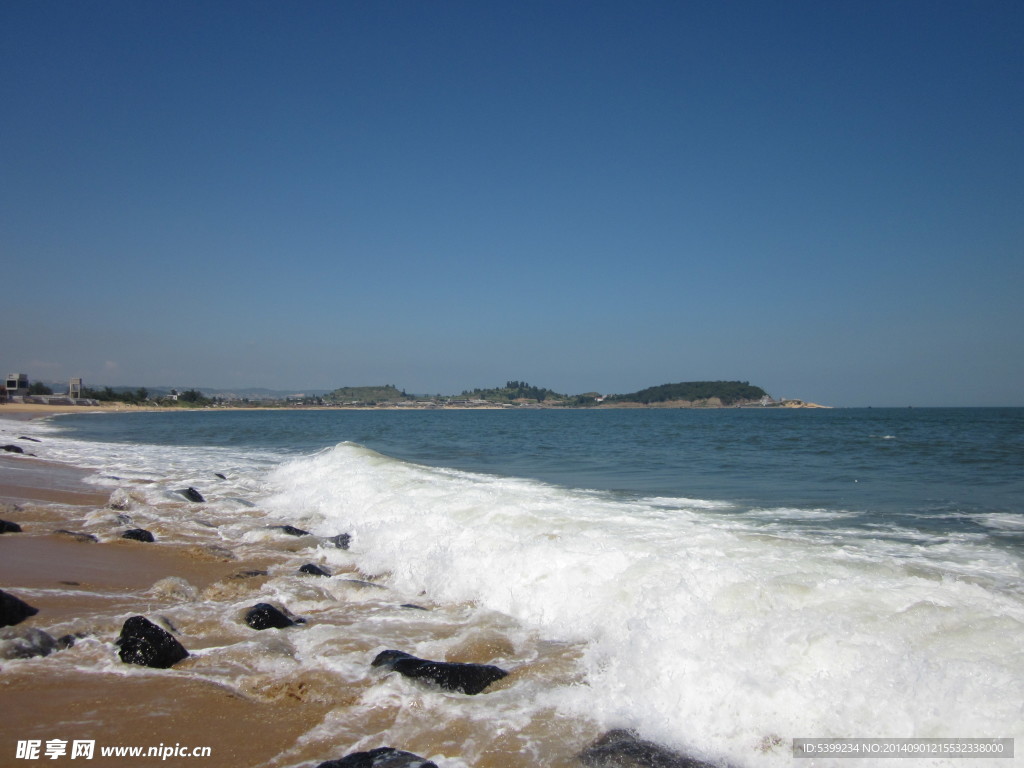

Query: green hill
[{"left": 607, "top": 381, "right": 767, "bottom": 406}]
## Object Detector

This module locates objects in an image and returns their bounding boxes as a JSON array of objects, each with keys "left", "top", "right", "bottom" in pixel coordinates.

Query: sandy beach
[
  {"left": 0, "top": 409, "right": 342, "bottom": 766},
  {"left": 0, "top": 407, "right": 596, "bottom": 768}
]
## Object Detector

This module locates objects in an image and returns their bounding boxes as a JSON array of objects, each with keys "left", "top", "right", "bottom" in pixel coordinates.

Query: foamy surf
[
  {"left": 260, "top": 442, "right": 1024, "bottom": 767},
  {"left": 6, "top": 410, "right": 1023, "bottom": 766}
]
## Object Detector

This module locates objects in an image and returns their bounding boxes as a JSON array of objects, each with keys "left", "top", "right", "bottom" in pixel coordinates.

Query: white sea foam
[
  {"left": 11, "top": 419, "right": 1024, "bottom": 767},
  {"left": 643, "top": 496, "right": 737, "bottom": 511},
  {"left": 977, "top": 512, "right": 1024, "bottom": 531},
  {"left": 261, "top": 443, "right": 1024, "bottom": 767},
  {"left": 738, "top": 506, "right": 859, "bottom": 521}
]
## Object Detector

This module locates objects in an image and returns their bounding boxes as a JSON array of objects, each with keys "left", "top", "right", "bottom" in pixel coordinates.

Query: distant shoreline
[{"left": 1, "top": 399, "right": 832, "bottom": 419}]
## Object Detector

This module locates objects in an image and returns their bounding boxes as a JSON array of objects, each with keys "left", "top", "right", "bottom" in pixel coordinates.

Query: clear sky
[{"left": 2, "top": 1, "right": 1021, "bottom": 406}]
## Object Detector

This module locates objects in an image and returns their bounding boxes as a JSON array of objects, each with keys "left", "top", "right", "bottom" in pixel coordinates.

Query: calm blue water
[{"left": 50, "top": 407, "right": 1024, "bottom": 544}]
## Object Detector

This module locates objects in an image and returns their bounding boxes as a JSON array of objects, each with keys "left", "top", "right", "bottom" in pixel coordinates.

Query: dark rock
[
  {"left": 214, "top": 472, "right": 227, "bottom": 480},
  {"left": 180, "top": 487, "right": 205, "bottom": 503},
  {"left": 115, "top": 615, "right": 189, "bottom": 668},
  {"left": 18, "top": 436, "right": 42, "bottom": 442},
  {"left": 0, "top": 591, "right": 39, "bottom": 627},
  {"left": 243, "top": 602, "right": 305, "bottom": 630},
  {"left": 56, "top": 633, "right": 82, "bottom": 650},
  {"left": 270, "top": 524, "right": 311, "bottom": 537},
  {"left": 230, "top": 569, "right": 268, "bottom": 579},
  {"left": 0, "top": 627, "right": 57, "bottom": 659},
  {"left": 0, "top": 519, "right": 22, "bottom": 533},
  {"left": 2, "top": 444, "right": 25, "bottom": 454},
  {"left": 579, "top": 729, "right": 723, "bottom": 768},
  {"left": 371, "top": 649, "right": 508, "bottom": 695},
  {"left": 299, "top": 563, "right": 331, "bottom": 577},
  {"left": 328, "top": 533, "right": 351, "bottom": 549},
  {"left": 121, "top": 528, "right": 155, "bottom": 543},
  {"left": 400, "top": 604, "right": 428, "bottom": 611},
  {"left": 54, "top": 529, "right": 98, "bottom": 543},
  {"left": 317, "top": 747, "right": 439, "bottom": 768}
]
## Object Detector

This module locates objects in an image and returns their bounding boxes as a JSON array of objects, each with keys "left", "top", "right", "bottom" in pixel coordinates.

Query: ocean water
[{"left": 6, "top": 407, "right": 1024, "bottom": 767}]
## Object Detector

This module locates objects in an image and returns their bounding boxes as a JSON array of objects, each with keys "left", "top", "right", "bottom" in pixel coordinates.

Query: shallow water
[{"left": 4, "top": 408, "right": 1022, "bottom": 766}]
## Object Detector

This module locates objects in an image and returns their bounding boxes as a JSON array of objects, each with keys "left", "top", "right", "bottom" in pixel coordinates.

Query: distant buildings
[
  {"left": 1, "top": 373, "right": 98, "bottom": 406},
  {"left": 4, "top": 373, "right": 28, "bottom": 397}
]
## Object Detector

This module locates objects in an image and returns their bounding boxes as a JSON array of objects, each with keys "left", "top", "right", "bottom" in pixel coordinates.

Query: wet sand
[
  {"left": 0, "top": 436, "right": 338, "bottom": 767},
  {"left": 0, "top": 459, "right": 592, "bottom": 768}
]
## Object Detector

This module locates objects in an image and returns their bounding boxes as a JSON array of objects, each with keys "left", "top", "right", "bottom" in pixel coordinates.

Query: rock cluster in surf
[{"left": 0, "top": 450, "right": 727, "bottom": 768}]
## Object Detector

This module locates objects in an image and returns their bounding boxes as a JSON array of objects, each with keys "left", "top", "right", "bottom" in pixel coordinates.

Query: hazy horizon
[{"left": 4, "top": 2, "right": 1021, "bottom": 408}]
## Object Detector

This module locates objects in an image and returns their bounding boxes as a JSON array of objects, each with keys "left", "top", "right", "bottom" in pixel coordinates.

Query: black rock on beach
[
  {"left": 0, "top": 627, "right": 58, "bottom": 659},
  {"left": 328, "top": 533, "right": 351, "bottom": 549},
  {"left": 579, "top": 729, "right": 724, "bottom": 768},
  {"left": 116, "top": 616, "right": 189, "bottom": 669},
  {"left": 0, "top": 590, "right": 39, "bottom": 627},
  {"left": 0, "top": 519, "right": 22, "bottom": 533},
  {"left": 317, "top": 747, "right": 439, "bottom": 768},
  {"left": 121, "top": 528, "right": 155, "bottom": 542},
  {"left": 371, "top": 649, "right": 508, "bottom": 695},
  {"left": 179, "top": 487, "right": 205, "bottom": 503},
  {"left": 244, "top": 602, "right": 305, "bottom": 630}
]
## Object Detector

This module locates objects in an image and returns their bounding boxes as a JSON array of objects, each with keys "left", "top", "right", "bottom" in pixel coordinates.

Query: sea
[{"left": 7, "top": 407, "right": 1024, "bottom": 767}]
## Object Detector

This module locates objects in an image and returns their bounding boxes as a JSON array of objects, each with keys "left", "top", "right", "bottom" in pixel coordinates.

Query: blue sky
[{"left": 2, "top": 1, "right": 1021, "bottom": 406}]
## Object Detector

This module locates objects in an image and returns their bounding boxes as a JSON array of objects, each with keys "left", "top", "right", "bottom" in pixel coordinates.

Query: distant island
[
  {"left": 217, "top": 380, "right": 826, "bottom": 409},
  {"left": 4, "top": 378, "right": 828, "bottom": 409}
]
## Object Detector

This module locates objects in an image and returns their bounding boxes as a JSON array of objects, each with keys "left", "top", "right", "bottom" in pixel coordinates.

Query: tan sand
[
  {"left": 0, "top": 453, "right": 337, "bottom": 768},
  {"left": 0, "top": 403, "right": 155, "bottom": 417},
  {"left": 0, "top": 670, "right": 332, "bottom": 766},
  {"left": 0, "top": 456, "right": 110, "bottom": 507}
]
